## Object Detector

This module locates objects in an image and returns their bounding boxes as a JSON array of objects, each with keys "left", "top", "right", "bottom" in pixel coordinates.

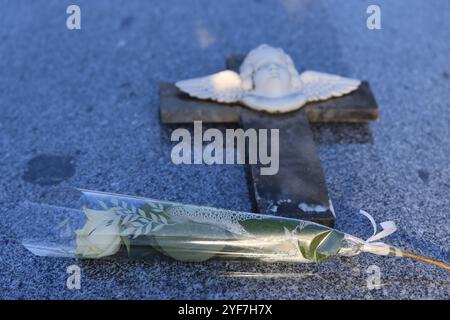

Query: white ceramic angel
[{"left": 176, "top": 44, "right": 361, "bottom": 114}]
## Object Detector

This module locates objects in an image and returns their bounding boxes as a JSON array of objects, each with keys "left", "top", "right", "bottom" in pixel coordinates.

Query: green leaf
[
  {"left": 159, "top": 215, "right": 168, "bottom": 225},
  {"left": 121, "top": 214, "right": 133, "bottom": 225},
  {"left": 152, "top": 222, "right": 230, "bottom": 262},
  {"left": 314, "top": 230, "right": 345, "bottom": 262},
  {"left": 148, "top": 202, "right": 158, "bottom": 209},
  {"left": 295, "top": 224, "right": 344, "bottom": 262},
  {"left": 299, "top": 244, "right": 308, "bottom": 260},
  {"left": 238, "top": 217, "right": 299, "bottom": 236},
  {"left": 132, "top": 227, "right": 143, "bottom": 239},
  {"left": 150, "top": 213, "right": 159, "bottom": 222},
  {"left": 144, "top": 223, "right": 153, "bottom": 234},
  {"left": 308, "top": 231, "right": 330, "bottom": 260},
  {"left": 152, "top": 224, "right": 164, "bottom": 232}
]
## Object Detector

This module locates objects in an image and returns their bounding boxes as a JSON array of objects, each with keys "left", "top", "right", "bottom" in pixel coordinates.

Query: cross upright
[{"left": 159, "top": 54, "right": 378, "bottom": 227}]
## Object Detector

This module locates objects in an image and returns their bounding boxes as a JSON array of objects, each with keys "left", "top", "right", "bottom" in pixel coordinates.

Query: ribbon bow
[
  {"left": 358, "top": 210, "right": 398, "bottom": 256},
  {"left": 359, "top": 210, "right": 397, "bottom": 242}
]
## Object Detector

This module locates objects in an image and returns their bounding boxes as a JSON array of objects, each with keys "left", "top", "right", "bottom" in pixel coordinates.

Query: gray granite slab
[{"left": 0, "top": 0, "right": 449, "bottom": 300}]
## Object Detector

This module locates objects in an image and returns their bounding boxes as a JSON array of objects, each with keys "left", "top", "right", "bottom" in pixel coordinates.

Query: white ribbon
[
  {"left": 359, "top": 210, "right": 397, "bottom": 243},
  {"left": 358, "top": 210, "right": 398, "bottom": 256}
]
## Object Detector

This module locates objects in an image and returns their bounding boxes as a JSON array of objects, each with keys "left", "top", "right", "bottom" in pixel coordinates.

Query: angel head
[{"left": 239, "top": 44, "right": 301, "bottom": 98}]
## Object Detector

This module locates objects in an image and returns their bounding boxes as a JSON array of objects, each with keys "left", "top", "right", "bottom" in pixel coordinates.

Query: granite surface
[{"left": 0, "top": 0, "right": 449, "bottom": 299}]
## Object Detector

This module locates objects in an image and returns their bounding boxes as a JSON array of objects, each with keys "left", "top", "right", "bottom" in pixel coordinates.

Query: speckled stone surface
[{"left": 0, "top": 0, "right": 449, "bottom": 299}]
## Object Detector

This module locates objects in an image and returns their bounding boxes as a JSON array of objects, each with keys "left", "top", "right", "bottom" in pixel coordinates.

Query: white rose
[{"left": 75, "top": 208, "right": 122, "bottom": 258}]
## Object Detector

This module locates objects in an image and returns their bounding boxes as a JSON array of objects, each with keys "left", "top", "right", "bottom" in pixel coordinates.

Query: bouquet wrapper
[{"left": 17, "top": 189, "right": 449, "bottom": 269}]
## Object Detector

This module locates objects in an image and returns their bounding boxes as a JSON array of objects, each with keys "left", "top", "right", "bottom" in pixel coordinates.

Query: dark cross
[{"left": 159, "top": 55, "right": 378, "bottom": 227}]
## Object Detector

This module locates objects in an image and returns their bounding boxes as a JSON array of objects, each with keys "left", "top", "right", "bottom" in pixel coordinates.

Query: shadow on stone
[{"left": 23, "top": 154, "right": 76, "bottom": 186}]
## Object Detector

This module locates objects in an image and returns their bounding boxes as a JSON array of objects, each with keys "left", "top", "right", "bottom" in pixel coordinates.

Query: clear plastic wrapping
[{"left": 15, "top": 189, "right": 449, "bottom": 270}]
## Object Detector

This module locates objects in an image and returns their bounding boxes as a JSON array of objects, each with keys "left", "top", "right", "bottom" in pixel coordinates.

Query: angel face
[
  {"left": 253, "top": 62, "right": 292, "bottom": 97},
  {"left": 240, "top": 44, "right": 299, "bottom": 98}
]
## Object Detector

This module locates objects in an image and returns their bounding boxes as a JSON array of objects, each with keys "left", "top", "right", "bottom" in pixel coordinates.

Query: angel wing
[
  {"left": 297, "top": 71, "right": 361, "bottom": 102},
  {"left": 175, "top": 70, "right": 244, "bottom": 103}
]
